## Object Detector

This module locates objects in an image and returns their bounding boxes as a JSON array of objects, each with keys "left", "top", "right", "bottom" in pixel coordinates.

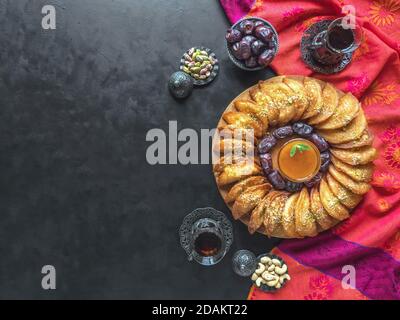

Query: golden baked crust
[
  {"left": 316, "top": 93, "right": 360, "bottom": 130},
  {"left": 226, "top": 176, "right": 267, "bottom": 203},
  {"left": 249, "top": 86, "right": 280, "bottom": 126},
  {"left": 310, "top": 186, "right": 338, "bottom": 231},
  {"left": 319, "top": 177, "right": 350, "bottom": 221},
  {"left": 234, "top": 100, "right": 270, "bottom": 129},
  {"left": 319, "top": 111, "right": 367, "bottom": 144},
  {"left": 333, "top": 129, "right": 374, "bottom": 149},
  {"left": 308, "top": 83, "right": 338, "bottom": 125},
  {"left": 258, "top": 81, "right": 298, "bottom": 125},
  {"left": 328, "top": 165, "right": 371, "bottom": 195},
  {"left": 216, "top": 160, "right": 262, "bottom": 186},
  {"left": 248, "top": 191, "right": 279, "bottom": 234},
  {"left": 223, "top": 111, "right": 264, "bottom": 138},
  {"left": 302, "top": 77, "right": 323, "bottom": 119},
  {"left": 326, "top": 173, "right": 362, "bottom": 209},
  {"left": 281, "top": 77, "right": 308, "bottom": 119},
  {"left": 294, "top": 187, "right": 318, "bottom": 237},
  {"left": 281, "top": 193, "right": 301, "bottom": 238},
  {"left": 330, "top": 155, "right": 373, "bottom": 182},
  {"left": 231, "top": 183, "right": 271, "bottom": 219},
  {"left": 264, "top": 192, "right": 289, "bottom": 236},
  {"left": 213, "top": 138, "right": 255, "bottom": 156},
  {"left": 213, "top": 76, "right": 376, "bottom": 238},
  {"left": 330, "top": 146, "right": 378, "bottom": 166}
]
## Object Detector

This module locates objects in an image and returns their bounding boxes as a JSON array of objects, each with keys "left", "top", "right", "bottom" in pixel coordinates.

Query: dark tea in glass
[
  {"left": 310, "top": 17, "right": 362, "bottom": 65},
  {"left": 194, "top": 231, "right": 222, "bottom": 257},
  {"left": 188, "top": 217, "right": 228, "bottom": 265},
  {"left": 327, "top": 25, "right": 355, "bottom": 52},
  {"left": 179, "top": 208, "right": 233, "bottom": 267}
]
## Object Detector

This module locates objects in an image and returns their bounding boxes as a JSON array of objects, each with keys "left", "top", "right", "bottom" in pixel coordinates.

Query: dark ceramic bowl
[
  {"left": 179, "top": 46, "right": 219, "bottom": 86},
  {"left": 253, "top": 253, "right": 288, "bottom": 293},
  {"left": 226, "top": 17, "right": 279, "bottom": 71}
]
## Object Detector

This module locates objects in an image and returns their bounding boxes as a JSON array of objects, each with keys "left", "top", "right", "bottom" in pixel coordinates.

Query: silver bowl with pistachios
[
  {"left": 251, "top": 253, "right": 290, "bottom": 292},
  {"left": 180, "top": 47, "right": 219, "bottom": 86}
]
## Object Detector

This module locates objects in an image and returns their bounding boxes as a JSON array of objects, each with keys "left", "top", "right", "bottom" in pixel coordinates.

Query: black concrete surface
[{"left": 0, "top": 0, "right": 279, "bottom": 299}]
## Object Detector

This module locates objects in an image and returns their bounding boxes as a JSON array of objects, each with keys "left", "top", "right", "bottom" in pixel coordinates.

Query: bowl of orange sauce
[{"left": 277, "top": 138, "right": 321, "bottom": 182}]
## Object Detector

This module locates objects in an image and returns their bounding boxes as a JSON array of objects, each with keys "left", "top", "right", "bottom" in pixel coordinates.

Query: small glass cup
[
  {"left": 187, "top": 218, "right": 227, "bottom": 266},
  {"left": 180, "top": 208, "right": 233, "bottom": 266},
  {"left": 310, "top": 17, "right": 362, "bottom": 65}
]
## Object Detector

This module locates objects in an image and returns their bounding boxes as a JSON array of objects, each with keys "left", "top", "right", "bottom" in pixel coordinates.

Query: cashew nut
[
  {"left": 271, "top": 259, "right": 282, "bottom": 267},
  {"left": 253, "top": 256, "right": 290, "bottom": 290},
  {"left": 261, "top": 271, "right": 276, "bottom": 281},
  {"left": 279, "top": 274, "right": 291, "bottom": 284},
  {"left": 255, "top": 277, "right": 264, "bottom": 287},
  {"left": 260, "top": 256, "right": 271, "bottom": 264},
  {"left": 266, "top": 278, "right": 279, "bottom": 287},
  {"left": 255, "top": 263, "right": 266, "bottom": 275},
  {"left": 251, "top": 273, "right": 259, "bottom": 281},
  {"left": 267, "top": 264, "right": 275, "bottom": 272},
  {"left": 275, "top": 264, "right": 288, "bottom": 275}
]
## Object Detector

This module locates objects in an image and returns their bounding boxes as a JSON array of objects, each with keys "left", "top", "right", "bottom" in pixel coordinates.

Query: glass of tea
[
  {"left": 179, "top": 208, "right": 233, "bottom": 266},
  {"left": 189, "top": 218, "right": 227, "bottom": 266},
  {"left": 310, "top": 17, "right": 362, "bottom": 65}
]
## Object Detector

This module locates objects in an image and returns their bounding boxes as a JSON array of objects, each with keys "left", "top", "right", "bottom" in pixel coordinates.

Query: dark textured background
[{"left": 0, "top": 0, "right": 279, "bottom": 299}]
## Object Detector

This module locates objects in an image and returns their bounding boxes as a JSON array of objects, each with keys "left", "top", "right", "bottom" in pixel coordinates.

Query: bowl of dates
[{"left": 226, "top": 17, "right": 279, "bottom": 71}]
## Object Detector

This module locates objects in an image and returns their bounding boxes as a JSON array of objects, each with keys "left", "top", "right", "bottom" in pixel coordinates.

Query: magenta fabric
[
  {"left": 280, "top": 233, "right": 400, "bottom": 300},
  {"left": 219, "top": 0, "right": 255, "bottom": 23}
]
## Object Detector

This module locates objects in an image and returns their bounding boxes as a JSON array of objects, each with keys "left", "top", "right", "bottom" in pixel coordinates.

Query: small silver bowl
[
  {"left": 226, "top": 17, "right": 279, "bottom": 71},
  {"left": 179, "top": 47, "right": 219, "bottom": 86}
]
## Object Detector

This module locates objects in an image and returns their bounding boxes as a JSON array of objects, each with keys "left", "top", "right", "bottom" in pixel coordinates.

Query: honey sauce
[{"left": 277, "top": 138, "right": 321, "bottom": 182}]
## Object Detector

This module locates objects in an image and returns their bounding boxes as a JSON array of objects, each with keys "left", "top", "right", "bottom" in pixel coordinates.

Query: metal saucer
[{"left": 300, "top": 20, "right": 353, "bottom": 75}]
